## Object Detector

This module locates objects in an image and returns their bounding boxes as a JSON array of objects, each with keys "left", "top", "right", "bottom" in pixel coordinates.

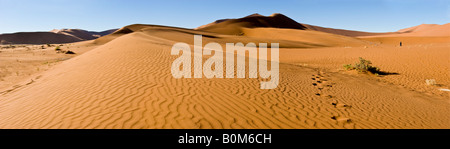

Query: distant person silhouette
[{"left": 400, "top": 42, "right": 402, "bottom": 47}]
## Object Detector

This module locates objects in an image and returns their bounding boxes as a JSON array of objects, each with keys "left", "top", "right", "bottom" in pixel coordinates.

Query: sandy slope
[
  {"left": 360, "top": 24, "right": 450, "bottom": 37},
  {"left": 397, "top": 23, "right": 450, "bottom": 36},
  {"left": 240, "top": 28, "right": 368, "bottom": 47},
  {"left": 0, "top": 24, "right": 448, "bottom": 129}
]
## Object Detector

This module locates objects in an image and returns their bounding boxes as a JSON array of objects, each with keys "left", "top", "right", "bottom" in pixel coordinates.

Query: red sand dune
[
  {"left": 196, "top": 13, "right": 307, "bottom": 35},
  {"left": 367, "top": 23, "right": 450, "bottom": 37}
]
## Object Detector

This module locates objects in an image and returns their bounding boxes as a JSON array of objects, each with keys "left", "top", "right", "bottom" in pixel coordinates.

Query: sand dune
[
  {"left": 51, "top": 29, "right": 117, "bottom": 40},
  {"left": 0, "top": 32, "right": 83, "bottom": 45},
  {"left": 360, "top": 36, "right": 450, "bottom": 45},
  {"left": 195, "top": 13, "right": 371, "bottom": 47},
  {"left": 360, "top": 24, "right": 450, "bottom": 37},
  {"left": 397, "top": 23, "right": 450, "bottom": 35},
  {"left": 398, "top": 23, "right": 450, "bottom": 36},
  {"left": 196, "top": 13, "right": 395, "bottom": 37},
  {"left": 302, "top": 24, "right": 394, "bottom": 37},
  {"left": 196, "top": 13, "right": 449, "bottom": 38},
  {"left": 196, "top": 13, "right": 307, "bottom": 35},
  {"left": 1, "top": 29, "right": 117, "bottom": 45},
  {"left": 51, "top": 29, "right": 95, "bottom": 40},
  {"left": 0, "top": 23, "right": 448, "bottom": 129},
  {"left": 239, "top": 28, "right": 368, "bottom": 47},
  {"left": 96, "top": 24, "right": 362, "bottom": 48},
  {"left": 93, "top": 24, "right": 170, "bottom": 44}
]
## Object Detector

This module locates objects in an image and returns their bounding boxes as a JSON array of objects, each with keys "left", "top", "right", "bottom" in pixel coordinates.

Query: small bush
[
  {"left": 344, "top": 57, "right": 381, "bottom": 74},
  {"left": 343, "top": 64, "right": 353, "bottom": 70},
  {"left": 55, "top": 46, "right": 61, "bottom": 51}
]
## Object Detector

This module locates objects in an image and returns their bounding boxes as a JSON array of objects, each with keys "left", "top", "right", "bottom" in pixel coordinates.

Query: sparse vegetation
[
  {"left": 343, "top": 57, "right": 381, "bottom": 75},
  {"left": 9, "top": 45, "right": 16, "bottom": 49},
  {"left": 54, "top": 45, "right": 76, "bottom": 54},
  {"left": 343, "top": 64, "right": 353, "bottom": 70},
  {"left": 55, "top": 46, "right": 61, "bottom": 51}
]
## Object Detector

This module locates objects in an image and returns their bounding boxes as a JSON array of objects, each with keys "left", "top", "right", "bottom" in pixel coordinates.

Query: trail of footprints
[{"left": 312, "top": 71, "right": 354, "bottom": 128}]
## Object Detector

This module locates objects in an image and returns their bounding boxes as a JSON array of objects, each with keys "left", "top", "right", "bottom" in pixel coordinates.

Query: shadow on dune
[{"left": 376, "top": 71, "right": 399, "bottom": 76}]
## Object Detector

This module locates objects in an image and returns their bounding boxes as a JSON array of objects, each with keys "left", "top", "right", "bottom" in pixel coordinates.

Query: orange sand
[{"left": 0, "top": 14, "right": 448, "bottom": 129}]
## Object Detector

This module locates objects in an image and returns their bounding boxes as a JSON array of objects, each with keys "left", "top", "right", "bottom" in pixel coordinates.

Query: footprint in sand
[
  {"left": 312, "top": 75, "right": 332, "bottom": 93},
  {"left": 331, "top": 115, "right": 352, "bottom": 123},
  {"left": 312, "top": 72, "right": 355, "bottom": 127},
  {"left": 315, "top": 71, "right": 355, "bottom": 127},
  {"left": 312, "top": 72, "right": 332, "bottom": 95},
  {"left": 332, "top": 101, "right": 352, "bottom": 109}
]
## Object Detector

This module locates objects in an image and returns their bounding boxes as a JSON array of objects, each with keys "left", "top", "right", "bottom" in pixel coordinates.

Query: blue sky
[{"left": 0, "top": 0, "right": 449, "bottom": 34}]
